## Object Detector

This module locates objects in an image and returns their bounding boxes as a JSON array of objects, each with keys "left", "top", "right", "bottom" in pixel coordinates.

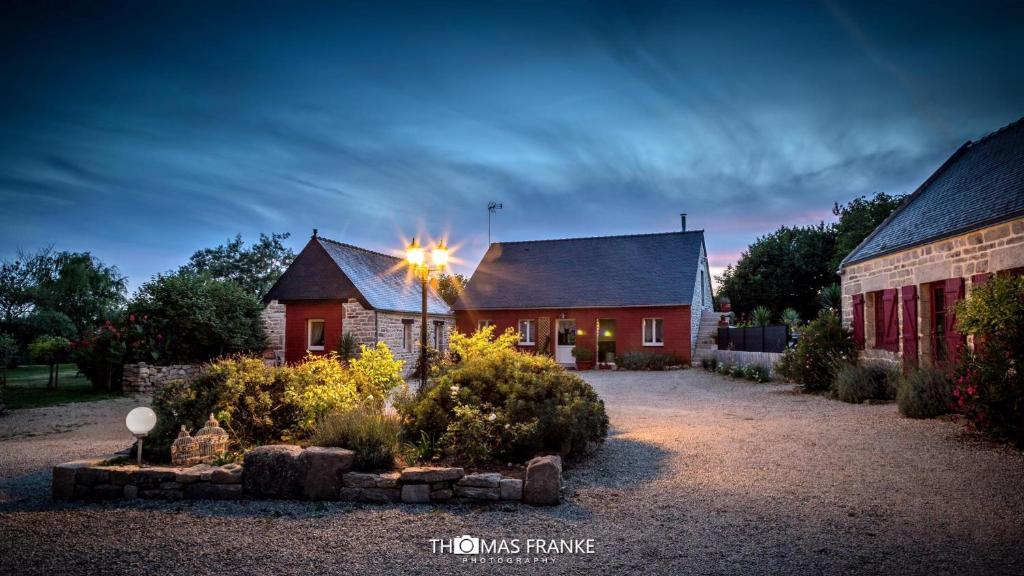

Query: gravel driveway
[{"left": 1, "top": 370, "right": 1022, "bottom": 576}]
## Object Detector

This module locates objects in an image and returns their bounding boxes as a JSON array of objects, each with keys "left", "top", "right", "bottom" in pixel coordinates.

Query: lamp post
[
  {"left": 125, "top": 406, "right": 157, "bottom": 467},
  {"left": 406, "top": 238, "right": 449, "bottom": 389}
]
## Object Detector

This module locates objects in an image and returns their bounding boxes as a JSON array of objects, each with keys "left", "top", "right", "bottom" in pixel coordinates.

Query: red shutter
[
  {"left": 882, "top": 288, "right": 899, "bottom": 352},
  {"left": 852, "top": 294, "right": 865, "bottom": 349},
  {"left": 944, "top": 278, "right": 966, "bottom": 364},
  {"left": 901, "top": 285, "right": 918, "bottom": 369},
  {"left": 971, "top": 273, "right": 990, "bottom": 287}
]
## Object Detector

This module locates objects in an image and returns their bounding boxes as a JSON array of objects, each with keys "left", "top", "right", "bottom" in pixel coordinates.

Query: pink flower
[
  {"left": 966, "top": 386, "right": 976, "bottom": 396},
  {"left": 129, "top": 314, "right": 136, "bottom": 323}
]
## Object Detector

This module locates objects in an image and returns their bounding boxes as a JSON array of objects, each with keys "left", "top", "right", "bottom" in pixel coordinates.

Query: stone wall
[
  {"left": 690, "top": 242, "right": 715, "bottom": 355},
  {"left": 261, "top": 299, "right": 286, "bottom": 363},
  {"left": 122, "top": 363, "right": 202, "bottom": 396},
  {"left": 841, "top": 217, "right": 1024, "bottom": 365},
  {"left": 374, "top": 309, "right": 455, "bottom": 375},
  {"left": 54, "top": 447, "right": 561, "bottom": 506}
]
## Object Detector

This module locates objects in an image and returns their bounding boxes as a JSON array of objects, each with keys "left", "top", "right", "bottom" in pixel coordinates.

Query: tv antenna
[{"left": 487, "top": 201, "right": 503, "bottom": 244}]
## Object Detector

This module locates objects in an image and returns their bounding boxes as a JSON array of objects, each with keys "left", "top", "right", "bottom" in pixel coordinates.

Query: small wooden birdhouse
[
  {"left": 196, "top": 413, "right": 229, "bottom": 461},
  {"left": 170, "top": 426, "right": 200, "bottom": 466}
]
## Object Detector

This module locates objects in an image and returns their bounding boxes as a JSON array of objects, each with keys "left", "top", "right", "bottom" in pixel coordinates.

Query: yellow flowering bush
[
  {"left": 289, "top": 352, "right": 361, "bottom": 431},
  {"left": 349, "top": 342, "right": 406, "bottom": 407}
]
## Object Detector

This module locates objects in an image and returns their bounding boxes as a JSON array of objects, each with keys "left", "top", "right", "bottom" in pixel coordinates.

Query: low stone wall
[
  {"left": 712, "top": 350, "right": 784, "bottom": 375},
  {"left": 122, "top": 363, "right": 202, "bottom": 396},
  {"left": 53, "top": 447, "right": 562, "bottom": 506}
]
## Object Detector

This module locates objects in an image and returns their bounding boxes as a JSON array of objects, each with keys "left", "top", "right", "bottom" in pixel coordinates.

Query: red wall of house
[
  {"left": 284, "top": 300, "right": 344, "bottom": 363},
  {"left": 455, "top": 306, "right": 693, "bottom": 363}
]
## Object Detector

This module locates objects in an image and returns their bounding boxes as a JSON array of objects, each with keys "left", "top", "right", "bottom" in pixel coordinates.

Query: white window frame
[
  {"left": 433, "top": 321, "right": 444, "bottom": 349},
  {"left": 517, "top": 319, "right": 536, "bottom": 346},
  {"left": 307, "top": 319, "right": 325, "bottom": 351},
  {"left": 642, "top": 318, "right": 664, "bottom": 347},
  {"left": 477, "top": 319, "right": 493, "bottom": 331},
  {"left": 402, "top": 321, "right": 413, "bottom": 352}
]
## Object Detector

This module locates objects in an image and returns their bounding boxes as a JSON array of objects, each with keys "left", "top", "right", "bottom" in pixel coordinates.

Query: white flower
[{"left": 488, "top": 413, "right": 497, "bottom": 422}]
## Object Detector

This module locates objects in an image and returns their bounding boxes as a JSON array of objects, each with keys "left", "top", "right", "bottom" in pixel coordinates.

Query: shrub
[
  {"left": 776, "top": 312, "right": 855, "bottom": 392},
  {"left": 348, "top": 342, "right": 406, "bottom": 406},
  {"left": 751, "top": 306, "right": 773, "bottom": 326},
  {"left": 289, "top": 353, "right": 361, "bottom": 431},
  {"left": 729, "top": 363, "right": 746, "bottom": 378},
  {"left": 700, "top": 357, "right": 718, "bottom": 371},
  {"left": 832, "top": 362, "right": 899, "bottom": 403},
  {"left": 29, "top": 335, "right": 71, "bottom": 388},
  {"left": 335, "top": 331, "right": 358, "bottom": 363},
  {"left": 716, "top": 362, "right": 731, "bottom": 375},
  {"left": 952, "top": 275, "right": 1024, "bottom": 445},
  {"left": 397, "top": 327, "right": 608, "bottom": 463},
  {"left": 311, "top": 404, "right": 405, "bottom": 471},
  {"left": 780, "top": 308, "right": 800, "bottom": 331},
  {"left": 897, "top": 366, "right": 953, "bottom": 419},
  {"left": 743, "top": 364, "right": 772, "bottom": 383},
  {"left": 572, "top": 345, "right": 595, "bottom": 362},
  {"left": 617, "top": 351, "right": 681, "bottom": 371}
]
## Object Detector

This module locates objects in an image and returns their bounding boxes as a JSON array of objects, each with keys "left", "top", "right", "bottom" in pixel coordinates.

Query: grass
[{"left": 2, "top": 364, "right": 118, "bottom": 410}]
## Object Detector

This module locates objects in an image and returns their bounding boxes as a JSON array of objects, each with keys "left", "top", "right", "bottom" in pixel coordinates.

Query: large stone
[
  {"left": 457, "top": 473, "right": 501, "bottom": 488},
  {"left": 298, "top": 447, "right": 353, "bottom": 500},
  {"left": 132, "top": 467, "right": 178, "bottom": 487},
  {"left": 338, "top": 487, "right": 362, "bottom": 501},
  {"left": 430, "top": 489, "right": 453, "bottom": 502},
  {"left": 92, "top": 484, "right": 124, "bottom": 500},
  {"left": 401, "top": 484, "right": 431, "bottom": 504},
  {"left": 242, "top": 445, "right": 303, "bottom": 498},
  {"left": 211, "top": 463, "right": 243, "bottom": 485},
  {"left": 399, "top": 466, "right": 464, "bottom": 484},
  {"left": 499, "top": 478, "right": 523, "bottom": 501},
  {"left": 361, "top": 488, "right": 400, "bottom": 503},
  {"left": 175, "top": 464, "right": 213, "bottom": 484},
  {"left": 75, "top": 467, "right": 110, "bottom": 487},
  {"left": 376, "top": 472, "right": 400, "bottom": 488},
  {"left": 523, "top": 455, "right": 562, "bottom": 506},
  {"left": 53, "top": 460, "right": 99, "bottom": 500},
  {"left": 108, "top": 466, "right": 137, "bottom": 486},
  {"left": 184, "top": 483, "right": 243, "bottom": 500},
  {"left": 343, "top": 472, "right": 379, "bottom": 488},
  {"left": 454, "top": 485, "right": 499, "bottom": 501}
]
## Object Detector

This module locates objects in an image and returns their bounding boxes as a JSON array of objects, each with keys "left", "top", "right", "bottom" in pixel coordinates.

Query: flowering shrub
[
  {"left": 71, "top": 314, "right": 162, "bottom": 390},
  {"left": 397, "top": 326, "right": 608, "bottom": 463},
  {"left": 776, "top": 312, "right": 855, "bottom": 392},
  {"left": 743, "top": 364, "right": 772, "bottom": 383},
  {"left": 289, "top": 353, "right": 362, "bottom": 431},
  {"left": 312, "top": 403, "right": 406, "bottom": 471},
  {"left": 349, "top": 342, "right": 406, "bottom": 406},
  {"left": 897, "top": 366, "right": 953, "bottom": 419}
]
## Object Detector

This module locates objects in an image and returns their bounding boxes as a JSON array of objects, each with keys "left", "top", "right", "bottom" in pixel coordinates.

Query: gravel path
[{"left": 1, "top": 371, "right": 1022, "bottom": 575}]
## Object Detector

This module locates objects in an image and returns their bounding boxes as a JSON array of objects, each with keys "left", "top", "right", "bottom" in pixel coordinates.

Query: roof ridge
[
  {"left": 316, "top": 236, "right": 401, "bottom": 261},
  {"left": 969, "top": 116, "right": 1024, "bottom": 148},
  {"left": 492, "top": 230, "right": 704, "bottom": 246}
]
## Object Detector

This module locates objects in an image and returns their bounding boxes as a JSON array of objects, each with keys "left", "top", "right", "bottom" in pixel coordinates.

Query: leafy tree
[
  {"left": 717, "top": 224, "right": 837, "bottom": 320},
  {"left": 129, "top": 270, "right": 267, "bottom": 363},
  {"left": 183, "top": 232, "right": 295, "bottom": 298},
  {"left": 20, "top": 309, "right": 77, "bottom": 341},
  {"left": 0, "top": 332, "right": 17, "bottom": 386},
  {"left": 432, "top": 273, "right": 468, "bottom": 307},
  {"left": 31, "top": 251, "right": 127, "bottom": 336},
  {"left": 0, "top": 257, "right": 36, "bottom": 324},
  {"left": 29, "top": 335, "right": 71, "bottom": 389},
  {"left": 830, "top": 192, "right": 905, "bottom": 272}
]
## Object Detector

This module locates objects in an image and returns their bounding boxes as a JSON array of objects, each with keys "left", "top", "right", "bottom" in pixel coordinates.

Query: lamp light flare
[
  {"left": 406, "top": 240, "right": 425, "bottom": 267},
  {"left": 431, "top": 243, "right": 449, "bottom": 268}
]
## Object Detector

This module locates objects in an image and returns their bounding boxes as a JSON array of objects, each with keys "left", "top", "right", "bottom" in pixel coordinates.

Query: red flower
[{"left": 129, "top": 314, "right": 136, "bottom": 323}]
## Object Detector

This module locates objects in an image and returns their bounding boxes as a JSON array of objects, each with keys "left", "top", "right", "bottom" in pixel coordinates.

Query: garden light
[
  {"left": 403, "top": 236, "right": 451, "bottom": 390},
  {"left": 126, "top": 406, "right": 157, "bottom": 467}
]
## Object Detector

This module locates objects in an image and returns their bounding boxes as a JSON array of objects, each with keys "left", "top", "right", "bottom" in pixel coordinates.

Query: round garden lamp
[
  {"left": 406, "top": 238, "right": 449, "bottom": 389},
  {"left": 126, "top": 406, "right": 157, "bottom": 467}
]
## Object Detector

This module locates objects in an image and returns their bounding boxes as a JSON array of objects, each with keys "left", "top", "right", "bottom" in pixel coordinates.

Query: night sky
[{"left": 2, "top": 1, "right": 1022, "bottom": 290}]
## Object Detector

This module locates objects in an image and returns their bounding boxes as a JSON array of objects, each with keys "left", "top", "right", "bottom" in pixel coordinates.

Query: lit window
[
  {"left": 477, "top": 320, "right": 493, "bottom": 331},
  {"left": 307, "top": 319, "right": 325, "bottom": 351},
  {"left": 433, "top": 321, "right": 444, "bottom": 349},
  {"left": 643, "top": 318, "right": 664, "bottom": 346},
  {"left": 518, "top": 319, "right": 535, "bottom": 346},
  {"left": 402, "top": 320, "right": 413, "bottom": 352}
]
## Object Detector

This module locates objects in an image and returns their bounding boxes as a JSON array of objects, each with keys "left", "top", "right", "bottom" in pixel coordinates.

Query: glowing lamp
[
  {"left": 431, "top": 243, "right": 449, "bottom": 268},
  {"left": 126, "top": 406, "right": 157, "bottom": 467},
  {"left": 406, "top": 240, "right": 425, "bottom": 267}
]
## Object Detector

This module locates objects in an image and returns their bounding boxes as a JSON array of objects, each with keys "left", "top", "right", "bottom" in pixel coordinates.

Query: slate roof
[
  {"left": 453, "top": 231, "right": 706, "bottom": 310},
  {"left": 841, "top": 117, "right": 1024, "bottom": 268},
  {"left": 264, "top": 235, "right": 452, "bottom": 315}
]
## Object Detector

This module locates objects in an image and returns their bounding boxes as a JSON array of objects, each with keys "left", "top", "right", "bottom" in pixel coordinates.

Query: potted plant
[
  {"left": 717, "top": 295, "right": 731, "bottom": 312},
  {"left": 572, "top": 345, "right": 595, "bottom": 370}
]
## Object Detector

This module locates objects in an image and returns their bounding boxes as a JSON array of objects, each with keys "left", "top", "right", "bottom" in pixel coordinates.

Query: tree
[
  {"left": 129, "top": 270, "right": 267, "bottom": 363},
  {"left": 26, "top": 250, "right": 127, "bottom": 336},
  {"left": 717, "top": 224, "right": 837, "bottom": 321},
  {"left": 183, "top": 232, "right": 295, "bottom": 298},
  {"left": 0, "top": 332, "right": 16, "bottom": 387},
  {"left": 830, "top": 192, "right": 905, "bottom": 272},
  {"left": 433, "top": 273, "right": 468, "bottom": 307},
  {"left": 29, "top": 335, "right": 70, "bottom": 389},
  {"left": 0, "top": 258, "right": 36, "bottom": 325}
]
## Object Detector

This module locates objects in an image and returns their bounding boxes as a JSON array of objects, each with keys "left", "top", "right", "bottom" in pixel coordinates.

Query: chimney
[
  {"left": 312, "top": 228, "right": 318, "bottom": 238},
  {"left": 680, "top": 213, "right": 687, "bottom": 232}
]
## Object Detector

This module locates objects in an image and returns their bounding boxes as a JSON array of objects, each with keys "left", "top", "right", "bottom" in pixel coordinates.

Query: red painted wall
[
  {"left": 455, "top": 306, "right": 693, "bottom": 362},
  {"left": 284, "top": 300, "right": 344, "bottom": 363}
]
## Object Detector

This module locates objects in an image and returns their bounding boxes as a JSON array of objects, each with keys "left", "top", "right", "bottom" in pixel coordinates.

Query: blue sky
[{"left": 1, "top": 1, "right": 1022, "bottom": 291}]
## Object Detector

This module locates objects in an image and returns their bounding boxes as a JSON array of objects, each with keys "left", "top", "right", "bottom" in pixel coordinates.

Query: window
[
  {"left": 872, "top": 289, "right": 898, "bottom": 352},
  {"left": 518, "top": 319, "right": 535, "bottom": 346},
  {"left": 477, "top": 320, "right": 493, "bottom": 331},
  {"left": 931, "top": 285, "right": 946, "bottom": 362},
  {"left": 643, "top": 318, "right": 664, "bottom": 346},
  {"left": 433, "top": 321, "right": 445, "bottom": 349},
  {"left": 402, "top": 319, "right": 414, "bottom": 352},
  {"left": 307, "top": 319, "right": 325, "bottom": 351}
]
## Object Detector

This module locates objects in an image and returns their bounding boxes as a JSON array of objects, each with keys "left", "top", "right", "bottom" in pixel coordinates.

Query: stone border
[{"left": 53, "top": 446, "right": 562, "bottom": 506}]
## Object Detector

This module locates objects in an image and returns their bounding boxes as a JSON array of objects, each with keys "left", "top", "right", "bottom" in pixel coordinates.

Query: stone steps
[{"left": 692, "top": 310, "right": 722, "bottom": 364}]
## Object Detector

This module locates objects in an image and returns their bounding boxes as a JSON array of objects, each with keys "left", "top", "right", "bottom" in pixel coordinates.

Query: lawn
[{"left": 2, "top": 364, "right": 119, "bottom": 410}]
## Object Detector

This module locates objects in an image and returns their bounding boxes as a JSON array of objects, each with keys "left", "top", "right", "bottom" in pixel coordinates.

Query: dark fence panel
[{"left": 718, "top": 325, "right": 789, "bottom": 353}]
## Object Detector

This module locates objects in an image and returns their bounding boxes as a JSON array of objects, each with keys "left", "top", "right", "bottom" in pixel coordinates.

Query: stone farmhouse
[
  {"left": 839, "top": 118, "right": 1024, "bottom": 369},
  {"left": 452, "top": 218, "right": 714, "bottom": 366},
  {"left": 261, "top": 231, "right": 454, "bottom": 368}
]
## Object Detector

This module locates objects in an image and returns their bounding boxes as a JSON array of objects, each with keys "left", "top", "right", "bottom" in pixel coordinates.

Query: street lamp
[
  {"left": 406, "top": 238, "right": 449, "bottom": 389},
  {"left": 126, "top": 406, "right": 157, "bottom": 467}
]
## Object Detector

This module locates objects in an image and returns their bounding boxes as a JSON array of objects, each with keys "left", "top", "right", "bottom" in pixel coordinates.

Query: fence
[{"left": 717, "top": 325, "right": 788, "bottom": 353}]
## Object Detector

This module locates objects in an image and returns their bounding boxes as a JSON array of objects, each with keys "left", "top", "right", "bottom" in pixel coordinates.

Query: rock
[
  {"left": 430, "top": 482, "right": 450, "bottom": 491},
  {"left": 338, "top": 487, "right": 362, "bottom": 501},
  {"left": 75, "top": 467, "right": 110, "bottom": 487},
  {"left": 53, "top": 460, "right": 98, "bottom": 500},
  {"left": 159, "top": 481, "right": 182, "bottom": 491},
  {"left": 454, "top": 485, "right": 499, "bottom": 500},
  {"left": 140, "top": 488, "right": 182, "bottom": 500},
  {"left": 175, "top": 464, "right": 213, "bottom": 484},
  {"left": 399, "top": 467, "right": 464, "bottom": 484},
  {"left": 242, "top": 445, "right": 303, "bottom": 498},
  {"left": 184, "top": 483, "right": 243, "bottom": 500},
  {"left": 92, "top": 484, "right": 123, "bottom": 500},
  {"left": 523, "top": 455, "right": 562, "bottom": 505},
  {"left": 343, "top": 472, "right": 379, "bottom": 488},
  {"left": 297, "top": 447, "right": 353, "bottom": 499},
  {"left": 108, "top": 466, "right": 136, "bottom": 485},
  {"left": 361, "top": 488, "right": 400, "bottom": 503},
  {"left": 401, "top": 484, "right": 431, "bottom": 504},
  {"left": 376, "top": 472, "right": 400, "bottom": 488},
  {"left": 457, "top": 473, "right": 501, "bottom": 488},
  {"left": 499, "top": 478, "right": 523, "bottom": 500},
  {"left": 430, "top": 489, "right": 453, "bottom": 502},
  {"left": 123, "top": 485, "right": 139, "bottom": 499},
  {"left": 211, "top": 463, "right": 243, "bottom": 485},
  {"left": 133, "top": 467, "right": 178, "bottom": 487}
]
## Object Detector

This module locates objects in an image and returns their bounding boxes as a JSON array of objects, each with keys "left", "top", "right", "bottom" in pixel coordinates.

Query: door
[{"left": 555, "top": 319, "right": 577, "bottom": 364}]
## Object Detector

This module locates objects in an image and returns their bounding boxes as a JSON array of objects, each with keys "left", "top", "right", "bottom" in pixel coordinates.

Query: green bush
[
  {"left": 716, "top": 362, "right": 731, "bottom": 375},
  {"left": 729, "top": 363, "right": 746, "bottom": 378},
  {"left": 700, "top": 357, "right": 718, "bottom": 371},
  {"left": 743, "top": 364, "right": 772, "bottom": 383},
  {"left": 897, "top": 366, "right": 953, "bottom": 419},
  {"left": 751, "top": 306, "right": 773, "bottom": 326},
  {"left": 311, "top": 404, "right": 406, "bottom": 471},
  {"left": 617, "top": 351, "right": 681, "bottom": 371},
  {"left": 776, "top": 312, "right": 855, "bottom": 392},
  {"left": 397, "top": 327, "right": 608, "bottom": 463},
  {"left": 832, "top": 362, "right": 899, "bottom": 403}
]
